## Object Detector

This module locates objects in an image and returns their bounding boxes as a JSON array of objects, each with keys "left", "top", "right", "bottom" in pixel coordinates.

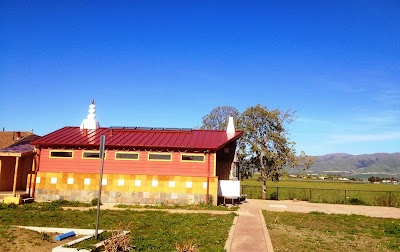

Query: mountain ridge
[{"left": 305, "top": 152, "right": 400, "bottom": 176}]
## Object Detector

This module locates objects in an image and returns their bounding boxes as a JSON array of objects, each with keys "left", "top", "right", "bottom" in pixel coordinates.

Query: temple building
[{"left": 30, "top": 101, "right": 242, "bottom": 205}]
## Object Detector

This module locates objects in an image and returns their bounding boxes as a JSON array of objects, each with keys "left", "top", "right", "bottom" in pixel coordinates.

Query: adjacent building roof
[
  {"left": 31, "top": 127, "right": 243, "bottom": 151},
  {"left": 0, "top": 131, "right": 35, "bottom": 149},
  {"left": 0, "top": 134, "right": 41, "bottom": 157}
]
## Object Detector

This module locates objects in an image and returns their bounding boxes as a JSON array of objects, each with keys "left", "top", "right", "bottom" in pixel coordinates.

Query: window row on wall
[
  {"left": 49, "top": 150, "right": 205, "bottom": 162},
  {"left": 35, "top": 176, "right": 208, "bottom": 189}
]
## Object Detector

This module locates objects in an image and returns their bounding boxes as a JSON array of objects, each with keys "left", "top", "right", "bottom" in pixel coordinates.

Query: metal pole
[{"left": 95, "top": 135, "right": 106, "bottom": 239}]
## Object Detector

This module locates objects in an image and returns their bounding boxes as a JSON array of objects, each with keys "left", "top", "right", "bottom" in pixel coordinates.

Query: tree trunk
[
  {"left": 260, "top": 155, "right": 267, "bottom": 200},
  {"left": 262, "top": 177, "right": 267, "bottom": 200}
]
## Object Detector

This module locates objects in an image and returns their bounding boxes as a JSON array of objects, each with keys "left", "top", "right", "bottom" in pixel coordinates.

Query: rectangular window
[
  {"left": 181, "top": 154, "right": 205, "bottom": 162},
  {"left": 50, "top": 150, "right": 73, "bottom": 158},
  {"left": 148, "top": 153, "right": 172, "bottom": 161},
  {"left": 115, "top": 152, "right": 139, "bottom": 160},
  {"left": 82, "top": 151, "right": 105, "bottom": 159}
]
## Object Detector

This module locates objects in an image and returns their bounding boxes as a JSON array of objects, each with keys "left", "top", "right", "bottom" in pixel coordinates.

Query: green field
[
  {"left": 241, "top": 176, "right": 400, "bottom": 207},
  {"left": 263, "top": 211, "right": 400, "bottom": 252}
]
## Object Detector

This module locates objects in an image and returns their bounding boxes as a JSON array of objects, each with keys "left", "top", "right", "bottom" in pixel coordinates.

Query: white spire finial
[
  {"left": 80, "top": 100, "right": 100, "bottom": 130},
  {"left": 226, "top": 117, "right": 235, "bottom": 139}
]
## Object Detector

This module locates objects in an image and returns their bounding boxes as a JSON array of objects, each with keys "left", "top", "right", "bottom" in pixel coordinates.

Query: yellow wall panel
[{"left": 35, "top": 171, "right": 220, "bottom": 205}]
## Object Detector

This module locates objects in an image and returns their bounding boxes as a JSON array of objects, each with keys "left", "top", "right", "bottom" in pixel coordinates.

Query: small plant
[
  {"left": 287, "top": 189, "right": 296, "bottom": 200},
  {"left": 384, "top": 221, "right": 400, "bottom": 235},
  {"left": 39, "top": 231, "right": 52, "bottom": 242},
  {"left": 40, "top": 202, "right": 61, "bottom": 211},
  {"left": 348, "top": 198, "right": 366, "bottom": 205},
  {"left": 6, "top": 203, "right": 17, "bottom": 209},
  {"left": 103, "top": 224, "right": 131, "bottom": 252},
  {"left": 91, "top": 198, "right": 102, "bottom": 206},
  {"left": 207, "top": 194, "right": 214, "bottom": 206},
  {"left": 175, "top": 239, "right": 200, "bottom": 252},
  {"left": 52, "top": 199, "right": 69, "bottom": 205},
  {"left": 269, "top": 191, "right": 278, "bottom": 200},
  {"left": 309, "top": 211, "right": 326, "bottom": 215},
  {"left": 373, "top": 194, "right": 392, "bottom": 207},
  {"left": 274, "top": 216, "right": 280, "bottom": 224}
]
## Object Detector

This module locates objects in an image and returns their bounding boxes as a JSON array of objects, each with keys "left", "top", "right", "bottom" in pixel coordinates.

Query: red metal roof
[{"left": 31, "top": 127, "right": 243, "bottom": 151}]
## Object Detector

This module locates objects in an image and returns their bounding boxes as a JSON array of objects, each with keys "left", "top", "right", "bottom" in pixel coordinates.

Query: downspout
[{"left": 206, "top": 149, "right": 211, "bottom": 205}]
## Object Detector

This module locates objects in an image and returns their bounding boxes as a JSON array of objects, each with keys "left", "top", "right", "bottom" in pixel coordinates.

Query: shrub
[
  {"left": 40, "top": 202, "right": 62, "bottom": 211},
  {"left": 348, "top": 198, "right": 366, "bottom": 205},
  {"left": 39, "top": 231, "right": 52, "bottom": 242},
  {"left": 103, "top": 231, "right": 131, "bottom": 252},
  {"left": 103, "top": 223, "right": 131, "bottom": 252},
  {"left": 309, "top": 211, "right": 326, "bottom": 215},
  {"left": 0, "top": 203, "right": 17, "bottom": 209},
  {"left": 269, "top": 191, "right": 278, "bottom": 200},
  {"left": 91, "top": 198, "right": 102, "bottom": 206},
  {"left": 207, "top": 194, "right": 214, "bottom": 206}
]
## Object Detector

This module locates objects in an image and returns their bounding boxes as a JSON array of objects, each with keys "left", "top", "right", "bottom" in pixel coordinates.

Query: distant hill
[{"left": 303, "top": 153, "right": 400, "bottom": 177}]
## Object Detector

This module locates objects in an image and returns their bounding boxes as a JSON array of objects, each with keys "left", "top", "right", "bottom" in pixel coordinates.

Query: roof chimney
[
  {"left": 226, "top": 117, "right": 235, "bottom": 139},
  {"left": 80, "top": 100, "right": 100, "bottom": 130}
]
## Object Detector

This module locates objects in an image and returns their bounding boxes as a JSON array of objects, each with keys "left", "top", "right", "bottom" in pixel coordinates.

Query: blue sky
[{"left": 1, "top": 1, "right": 399, "bottom": 156}]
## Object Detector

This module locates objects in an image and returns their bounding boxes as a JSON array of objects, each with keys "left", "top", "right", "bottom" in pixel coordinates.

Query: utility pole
[{"left": 95, "top": 135, "right": 106, "bottom": 239}]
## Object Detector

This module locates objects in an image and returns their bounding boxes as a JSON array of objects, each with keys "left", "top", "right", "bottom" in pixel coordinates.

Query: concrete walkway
[{"left": 225, "top": 201, "right": 273, "bottom": 252}]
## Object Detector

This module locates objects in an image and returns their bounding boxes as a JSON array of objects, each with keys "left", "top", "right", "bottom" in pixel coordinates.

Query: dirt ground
[{"left": 0, "top": 226, "right": 82, "bottom": 252}]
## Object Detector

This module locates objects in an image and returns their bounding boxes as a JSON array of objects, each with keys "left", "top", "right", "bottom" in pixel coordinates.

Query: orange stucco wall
[
  {"left": 0, "top": 155, "right": 33, "bottom": 191},
  {"left": 0, "top": 157, "right": 15, "bottom": 191},
  {"left": 34, "top": 148, "right": 219, "bottom": 205},
  {"left": 39, "top": 149, "right": 215, "bottom": 177}
]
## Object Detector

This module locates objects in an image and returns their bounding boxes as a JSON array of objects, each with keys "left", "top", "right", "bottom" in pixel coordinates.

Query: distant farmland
[
  {"left": 241, "top": 177, "right": 400, "bottom": 207},
  {"left": 242, "top": 177, "right": 399, "bottom": 190}
]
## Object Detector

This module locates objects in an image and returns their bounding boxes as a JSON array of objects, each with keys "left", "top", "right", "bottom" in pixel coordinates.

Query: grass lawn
[
  {"left": 0, "top": 203, "right": 235, "bottom": 251},
  {"left": 263, "top": 211, "right": 400, "bottom": 252}
]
